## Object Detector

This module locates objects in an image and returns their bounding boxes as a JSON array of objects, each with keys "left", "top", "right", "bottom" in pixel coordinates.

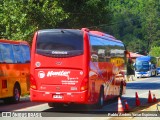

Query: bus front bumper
[
  {"left": 30, "top": 89, "right": 89, "bottom": 104},
  {"left": 135, "top": 72, "right": 150, "bottom": 77}
]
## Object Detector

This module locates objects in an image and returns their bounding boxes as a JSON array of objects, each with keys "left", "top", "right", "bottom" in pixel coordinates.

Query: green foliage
[
  {"left": 0, "top": 0, "right": 68, "bottom": 43},
  {"left": 0, "top": 0, "right": 160, "bottom": 55},
  {"left": 140, "top": 0, "right": 159, "bottom": 51},
  {"left": 57, "top": 0, "right": 110, "bottom": 29},
  {"left": 107, "top": 0, "right": 160, "bottom": 54},
  {"left": 149, "top": 47, "right": 160, "bottom": 57}
]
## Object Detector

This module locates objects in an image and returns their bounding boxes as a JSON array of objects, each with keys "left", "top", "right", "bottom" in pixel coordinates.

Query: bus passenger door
[
  {"left": 90, "top": 53, "right": 99, "bottom": 102},
  {"left": 20, "top": 65, "right": 30, "bottom": 94},
  {"left": 20, "top": 45, "right": 30, "bottom": 93}
]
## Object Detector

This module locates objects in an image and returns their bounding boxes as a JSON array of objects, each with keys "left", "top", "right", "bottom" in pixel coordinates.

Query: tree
[
  {"left": 0, "top": 0, "right": 160, "bottom": 52},
  {"left": 149, "top": 47, "right": 160, "bottom": 57},
  {"left": 0, "top": 0, "right": 68, "bottom": 43},
  {"left": 58, "top": 0, "right": 111, "bottom": 29},
  {"left": 108, "top": 0, "right": 160, "bottom": 53},
  {"left": 140, "top": 0, "right": 159, "bottom": 53}
]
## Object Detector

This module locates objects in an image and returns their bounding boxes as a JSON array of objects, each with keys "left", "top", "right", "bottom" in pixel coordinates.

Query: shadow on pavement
[
  {"left": 0, "top": 96, "right": 45, "bottom": 112},
  {"left": 127, "top": 82, "right": 160, "bottom": 90}
]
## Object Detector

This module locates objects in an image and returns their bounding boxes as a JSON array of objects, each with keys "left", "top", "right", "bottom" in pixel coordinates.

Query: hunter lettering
[{"left": 47, "top": 71, "right": 70, "bottom": 79}]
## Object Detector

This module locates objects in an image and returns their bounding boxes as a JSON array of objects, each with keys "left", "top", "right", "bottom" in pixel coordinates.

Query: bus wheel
[
  {"left": 3, "top": 97, "right": 12, "bottom": 104},
  {"left": 48, "top": 103, "right": 63, "bottom": 108},
  {"left": 48, "top": 103, "right": 54, "bottom": 107},
  {"left": 119, "top": 83, "right": 123, "bottom": 97},
  {"left": 96, "top": 86, "right": 104, "bottom": 109},
  {"left": 12, "top": 84, "right": 21, "bottom": 103}
]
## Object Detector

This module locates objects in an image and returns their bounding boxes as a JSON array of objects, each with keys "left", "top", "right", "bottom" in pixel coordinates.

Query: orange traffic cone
[
  {"left": 124, "top": 100, "right": 130, "bottom": 111},
  {"left": 148, "top": 90, "right": 153, "bottom": 103},
  {"left": 118, "top": 97, "right": 124, "bottom": 113},
  {"left": 135, "top": 92, "right": 140, "bottom": 106},
  {"left": 153, "top": 94, "right": 157, "bottom": 102}
]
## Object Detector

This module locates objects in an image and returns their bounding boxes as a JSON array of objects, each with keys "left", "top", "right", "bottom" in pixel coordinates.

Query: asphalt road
[{"left": 0, "top": 76, "right": 160, "bottom": 118}]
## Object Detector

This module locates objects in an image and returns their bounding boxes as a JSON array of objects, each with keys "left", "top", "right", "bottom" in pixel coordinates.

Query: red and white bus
[{"left": 30, "top": 28, "right": 127, "bottom": 108}]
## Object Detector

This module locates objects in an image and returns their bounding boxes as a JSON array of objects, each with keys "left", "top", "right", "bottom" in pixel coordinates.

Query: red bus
[{"left": 30, "top": 28, "right": 127, "bottom": 108}]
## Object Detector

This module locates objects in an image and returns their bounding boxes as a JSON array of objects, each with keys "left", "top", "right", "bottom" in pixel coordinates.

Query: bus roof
[
  {"left": 89, "top": 31, "right": 116, "bottom": 39},
  {"left": 88, "top": 31, "right": 123, "bottom": 43},
  {"left": 37, "top": 29, "right": 81, "bottom": 33},
  {"left": 81, "top": 28, "right": 122, "bottom": 43},
  {"left": 0, "top": 39, "right": 29, "bottom": 45},
  {"left": 36, "top": 28, "right": 123, "bottom": 44},
  {"left": 136, "top": 56, "right": 152, "bottom": 61}
]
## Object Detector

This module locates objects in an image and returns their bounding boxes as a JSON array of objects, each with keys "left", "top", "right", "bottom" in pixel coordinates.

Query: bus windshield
[
  {"left": 36, "top": 30, "right": 84, "bottom": 58},
  {"left": 135, "top": 61, "right": 149, "bottom": 72}
]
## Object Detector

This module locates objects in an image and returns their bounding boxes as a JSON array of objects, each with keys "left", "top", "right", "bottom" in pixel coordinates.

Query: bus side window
[
  {"left": 0, "top": 44, "right": 14, "bottom": 63},
  {"left": 21, "top": 45, "right": 30, "bottom": 63},
  {"left": 0, "top": 44, "right": 4, "bottom": 63},
  {"left": 13, "top": 45, "right": 24, "bottom": 63}
]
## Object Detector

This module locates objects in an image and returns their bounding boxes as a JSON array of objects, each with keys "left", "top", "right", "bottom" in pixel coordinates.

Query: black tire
[
  {"left": 3, "top": 97, "right": 12, "bottom": 104},
  {"left": 154, "top": 71, "right": 157, "bottom": 76},
  {"left": 12, "top": 84, "right": 21, "bottom": 103},
  {"left": 48, "top": 103, "right": 55, "bottom": 107},
  {"left": 3, "top": 84, "right": 21, "bottom": 104},
  {"left": 48, "top": 103, "right": 64, "bottom": 108},
  {"left": 150, "top": 72, "right": 152, "bottom": 77},
  {"left": 96, "top": 86, "right": 104, "bottom": 109},
  {"left": 119, "top": 83, "right": 123, "bottom": 97}
]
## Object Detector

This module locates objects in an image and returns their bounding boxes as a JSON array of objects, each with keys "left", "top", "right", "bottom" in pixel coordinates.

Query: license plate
[{"left": 53, "top": 95, "right": 63, "bottom": 99}]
